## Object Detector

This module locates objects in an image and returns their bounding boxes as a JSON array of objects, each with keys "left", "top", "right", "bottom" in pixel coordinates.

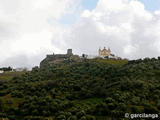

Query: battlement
[
  {"left": 40, "top": 49, "right": 80, "bottom": 67},
  {"left": 67, "top": 49, "right": 73, "bottom": 56},
  {"left": 46, "top": 49, "right": 73, "bottom": 58}
]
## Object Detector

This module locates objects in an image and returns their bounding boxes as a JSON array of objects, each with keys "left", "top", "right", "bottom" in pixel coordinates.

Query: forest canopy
[{"left": 0, "top": 58, "right": 160, "bottom": 120}]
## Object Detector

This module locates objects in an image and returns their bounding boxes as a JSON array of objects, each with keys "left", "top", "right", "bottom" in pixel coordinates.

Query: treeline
[{"left": 0, "top": 66, "right": 12, "bottom": 71}]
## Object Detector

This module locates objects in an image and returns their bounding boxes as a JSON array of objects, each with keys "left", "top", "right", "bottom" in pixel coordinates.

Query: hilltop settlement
[
  {"left": 40, "top": 47, "right": 121, "bottom": 67},
  {"left": 1, "top": 47, "right": 160, "bottom": 120}
]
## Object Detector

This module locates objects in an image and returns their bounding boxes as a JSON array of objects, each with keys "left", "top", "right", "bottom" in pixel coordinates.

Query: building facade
[{"left": 99, "top": 47, "right": 111, "bottom": 57}]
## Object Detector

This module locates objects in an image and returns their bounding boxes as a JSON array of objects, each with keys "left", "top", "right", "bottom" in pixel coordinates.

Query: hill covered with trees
[{"left": 0, "top": 58, "right": 160, "bottom": 120}]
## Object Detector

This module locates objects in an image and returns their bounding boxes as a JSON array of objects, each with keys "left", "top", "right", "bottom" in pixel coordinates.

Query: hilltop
[
  {"left": 0, "top": 57, "right": 160, "bottom": 120},
  {"left": 40, "top": 48, "right": 122, "bottom": 68}
]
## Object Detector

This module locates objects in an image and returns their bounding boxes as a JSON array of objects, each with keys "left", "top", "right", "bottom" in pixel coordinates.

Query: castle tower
[{"left": 67, "top": 49, "right": 73, "bottom": 56}]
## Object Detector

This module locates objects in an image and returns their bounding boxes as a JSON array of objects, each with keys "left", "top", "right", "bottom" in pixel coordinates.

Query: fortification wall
[{"left": 40, "top": 49, "right": 80, "bottom": 67}]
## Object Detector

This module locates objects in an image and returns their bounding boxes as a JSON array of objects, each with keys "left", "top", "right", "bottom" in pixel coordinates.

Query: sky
[{"left": 0, "top": 0, "right": 160, "bottom": 68}]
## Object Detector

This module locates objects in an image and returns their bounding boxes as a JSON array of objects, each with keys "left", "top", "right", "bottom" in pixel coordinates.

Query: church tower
[
  {"left": 98, "top": 46, "right": 111, "bottom": 57},
  {"left": 99, "top": 47, "right": 101, "bottom": 56}
]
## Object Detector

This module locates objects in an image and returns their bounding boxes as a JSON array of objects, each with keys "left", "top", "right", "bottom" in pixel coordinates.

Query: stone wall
[{"left": 40, "top": 49, "right": 80, "bottom": 67}]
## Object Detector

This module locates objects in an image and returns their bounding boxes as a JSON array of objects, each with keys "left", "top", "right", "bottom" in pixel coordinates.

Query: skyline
[{"left": 0, "top": 0, "right": 160, "bottom": 68}]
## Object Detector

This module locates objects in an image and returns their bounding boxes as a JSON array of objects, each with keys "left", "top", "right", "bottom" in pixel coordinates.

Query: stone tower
[{"left": 67, "top": 49, "right": 73, "bottom": 56}]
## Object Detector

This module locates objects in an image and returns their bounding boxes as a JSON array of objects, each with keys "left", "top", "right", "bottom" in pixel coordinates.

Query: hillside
[{"left": 0, "top": 58, "right": 160, "bottom": 120}]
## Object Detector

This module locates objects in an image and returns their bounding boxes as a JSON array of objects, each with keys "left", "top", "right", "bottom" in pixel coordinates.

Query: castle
[{"left": 40, "top": 49, "right": 80, "bottom": 67}]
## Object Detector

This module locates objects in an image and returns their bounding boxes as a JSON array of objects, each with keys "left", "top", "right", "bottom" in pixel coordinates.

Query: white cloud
[
  {"left": 1, "top": 0, "right": 160, "bottom": 68},
  {"left": 81, "top": 10, "right": 92, "bottom": 18},
  {"left": 60, "top": 0, "right": 160, "bottom": 59},
  {"left": 0, "top": 0, "right": 77, "bottom": 68}
]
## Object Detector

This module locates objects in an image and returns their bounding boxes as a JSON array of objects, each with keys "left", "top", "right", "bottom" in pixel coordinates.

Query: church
[{"left": 98, "top": 47, "right": 111, "bottom": 57}]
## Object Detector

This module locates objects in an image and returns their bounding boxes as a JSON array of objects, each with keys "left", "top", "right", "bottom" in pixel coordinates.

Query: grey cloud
[
  {"left": 0, "top": 0, "right": 77, "bottom": 68},
  {"left": 0, "top": 53, "right": 46, "bottom": 69}
]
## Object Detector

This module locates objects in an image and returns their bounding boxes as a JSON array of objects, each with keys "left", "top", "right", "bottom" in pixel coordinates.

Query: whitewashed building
[{"left": 0, "top": 70, "right": 4, "bottom": 74}]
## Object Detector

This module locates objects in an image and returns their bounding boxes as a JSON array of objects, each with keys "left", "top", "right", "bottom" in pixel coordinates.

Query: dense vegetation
[
  {"left": 0, "top": 67, "right": 12, "bottom": 72},
  {"left": 0, "top": 58, "right": 160, "bottom": 120}
]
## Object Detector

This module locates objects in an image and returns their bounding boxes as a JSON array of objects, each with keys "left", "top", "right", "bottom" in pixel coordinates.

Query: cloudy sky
[{"left": 0, "top": 0, "right": 160, "bottom": 68}]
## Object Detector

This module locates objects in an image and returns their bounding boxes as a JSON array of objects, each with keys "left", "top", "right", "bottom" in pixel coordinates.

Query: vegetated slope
[
  {"left": 0, "top": 71, "right": 24, "bottom": 82},
  {"left": 0, "top": 58, "right": 160, "bottom": 120}
]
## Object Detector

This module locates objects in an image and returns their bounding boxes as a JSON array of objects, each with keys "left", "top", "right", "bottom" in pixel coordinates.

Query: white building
[
  {"left": 0, "top": 70, "right": 4, "bottom": 74},
  {"left": 14, "top": 67, "right": 28, "bottom": 72},
  {"left": 87, "top": 55, "right": 100, "bottom": 59}
]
